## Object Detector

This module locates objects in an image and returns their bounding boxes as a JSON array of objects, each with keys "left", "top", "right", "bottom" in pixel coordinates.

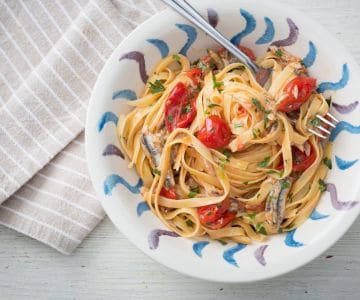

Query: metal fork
[
  {"left": 163, "top": 0, "right": 338, "bottom": 139},
  {"left": 161, "top": 0, "right": 258, "bottom": 73},
  {"left": 307, "top": 112, "right": 339, "bottom": 139}
]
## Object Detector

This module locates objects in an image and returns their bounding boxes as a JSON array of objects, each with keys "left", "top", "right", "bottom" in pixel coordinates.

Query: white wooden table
[{"left": 1, "top": 0, "right": 360, "bottom": 299}]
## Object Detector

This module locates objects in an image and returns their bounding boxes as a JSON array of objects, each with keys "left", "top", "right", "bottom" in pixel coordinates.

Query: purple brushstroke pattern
[
  {"left": 271, "top": 18, "right": 299, "bottom": 47},
  {"left": 102, "top": 144, "right": 124, "bottom": 159},
  {"left": 332, "top": 101, "right": 359, "bottom": 114},
  {"left": 254, "top": 245, "right": 268, "bottom": 266},
  {"left": 207, "top": 8, "right": 218, "bottom": 28},
  {"left": 119, "top": 51, "right": 148, "bottom": 84},
  {"left": 326, "top": 183, "right": 359, "bottom": 210},
  {"left": 148, "top": 229, "right": 179, "bottom": 250}
]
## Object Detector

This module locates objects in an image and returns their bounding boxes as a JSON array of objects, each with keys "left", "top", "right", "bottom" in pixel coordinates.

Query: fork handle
[{"left": 162, "top": 0, "right": 259, "bottom": 73}]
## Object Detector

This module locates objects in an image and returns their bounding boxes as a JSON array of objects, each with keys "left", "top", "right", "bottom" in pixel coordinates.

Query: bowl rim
[{"left": 85, "top": 0, "right": 360, "bottom": 282}]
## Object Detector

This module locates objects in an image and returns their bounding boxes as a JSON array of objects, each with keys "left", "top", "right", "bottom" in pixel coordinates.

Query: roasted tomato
[
  {"left": 197, "top": 115, "right": 232, "bottom": 149},
  {"left": 277, "top": 77, "right": 317, "bottom": 113}
]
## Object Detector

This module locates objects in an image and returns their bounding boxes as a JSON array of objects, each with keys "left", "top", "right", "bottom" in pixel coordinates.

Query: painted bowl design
[{"left": 86, "top": 0, "right": 360, "bottom": 282}]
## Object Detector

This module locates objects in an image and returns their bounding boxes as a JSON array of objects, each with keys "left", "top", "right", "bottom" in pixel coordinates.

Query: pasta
[{"left": 118, "top": 46, "right": 331, "bottom": 244}]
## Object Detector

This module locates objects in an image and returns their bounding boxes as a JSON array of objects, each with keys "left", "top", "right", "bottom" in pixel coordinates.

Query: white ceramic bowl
[{"left": 85, "top": 0, "right": 360, "bottom": 282}]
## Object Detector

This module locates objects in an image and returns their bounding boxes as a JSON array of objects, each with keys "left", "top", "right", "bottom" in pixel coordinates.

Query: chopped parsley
[
  {"left": 252, "top": 98, "right": 264, "bottom": 113},
  {"left": 258, "top": 156, "right": 270, "bottom": 168},
  {"left": 264, "top": 113, "right": 269, "bottom": 129},
  {"left": 152, "top": 168, "right": 161, "bottom": 176},
  {"left": 275, "top": 48, "right": 283, "bottom": 58},
  {"left": 281, "top": 180, "right": 290, "bottom": 189},
  {"left": 252, "top": 128, "right": 261, "bottom": 138},
  {"left": 248, "top": 212, "right": 257, "bottom": 221},
  {"left": 218, "top": 156, "right": 228, "bottom": 168},
  {"left": 222, "top": 149, "right": 231, "bottom": 159},
  {"left": 149, "top": 80, "right": 165, "bottom": 94},
  {"left": 167, "top": 115, "right": 173, "bottom": 123},
  {"left": 185, "top": 219, "right": 194, "bottom": 227},
  {"left": 208, "top": 103, "right": 221, "bottom": 108},
  {"left": 323, "top": 157, "right": 332, "bottom": 169},
  {"left": 310, "top": 117, "right": 320, "bottom": 127},
  {"left": 255, "top": 223, "right": 267, "bottom": 235},
  {"left": 243, "top": 181, "right": 249, "bottom": 185},
  {"left": 300, "top": 59, "right": 305, "bottom": 67},
  {"left": 212, "top": 73, "right": 223, "bottom": 90},
  {"left": 172, "top": 54, "right": 181, "bottom": 61},
  {"left": 234, "top": 122, "right": 244, "bottom": 128},
  {"left": 217, "top": 239, "right": 228, "bottom": 245},
  {"left": 278, "top": 228, "right": 283, "bottom": 233},
  {"left": 326, "top": 97, "right": 332, "bottom": 107},
  {"left": 198, "top": 61, "right": 207, "bottom": 71},
  {"left": 318, "top": 179, "right": 327, "bottom": 192},
  {"left": 181, "top": 103, "right": 192, "bottom": 114},
  {"left": 188, "top": 186, "right": 200, "bottom": 198}
]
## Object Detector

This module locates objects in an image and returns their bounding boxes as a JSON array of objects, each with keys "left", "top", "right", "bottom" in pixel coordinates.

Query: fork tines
[{"left": 307, "top": 112, "right": 339, "bottom": 139}]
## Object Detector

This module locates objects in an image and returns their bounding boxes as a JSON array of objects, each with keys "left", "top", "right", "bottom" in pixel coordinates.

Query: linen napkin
[{"left": 0, "top": 0, "right": 165, "bottom": 254}]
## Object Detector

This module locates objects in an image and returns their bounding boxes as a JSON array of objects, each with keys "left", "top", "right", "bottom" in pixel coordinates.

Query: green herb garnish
[
  {"left": 248, "top": 212, "right": 257, "bottom": 221},
  {"left": 252, "top": 128, "right": 261, "bottom": 138},
  {"left": 198, "top": 61, "right": 207, "bottom": 71},
  {"left": 149, "top": 80, "right": 165, "bottom": 94},
  {"left": 234, "top": 122, "right": 244, "bottom": 128},
  {"left": 217, "top": 239, "right": 228, "bottom": 245},
  {"left": 172, "top": 54, "right": 181, "bottom": 61},
  {"left": 326, "top": 97, "right": 332, "bottom": 107},
  {"left": 181, "top": 103, "right": 191, "bottom": 114},
  {"left": 152, "top": 169, "right": 161, "bottom": 176},
  {"left": 318, "top": 179, "right": 327, "bottom": 192},
  {"left": 255, "top": 223, "right": 268, "bottom": 235},
  {"left": 167, "top": 115, "right": 173, "bottom": 123},
  {"left": 281, "top": 180, "right": 290, "bottom": 189},
  {"left": 323, "top": 157, "right": 332, "bottom": 169},
  {"left": 185, "top": 219, "right": 194, "bottom": 227},
  {"left": 252, "top": 98, "right": 264, "bottom": 113},
  {"left": 278, "top": 228, "right": 283, "bottom": 233},
  {"left": 310, "top": 117, "right": 320, "bottom": 127},
  {"left": 188, "top": 186, "right": 200, "bottom": 198},
  {"left": 258, "top": 156, "right": 270, "bottom": 168},
  {"left": 212, "top": 73, "right": 223, "bottom": 90},
  {"left": 275, "top": 48, "right": 283, "bottom": 58},
  {"left": 208, "top": 103, "right": 221, "bottom": 108},
  {"left": 222, "top": 149, "right": 232, "bottom": 160}
]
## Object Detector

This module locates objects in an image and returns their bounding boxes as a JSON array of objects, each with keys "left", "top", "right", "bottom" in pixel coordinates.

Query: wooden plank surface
[{"left": 1, "top": 0, "right": 360, "bottom": 299}]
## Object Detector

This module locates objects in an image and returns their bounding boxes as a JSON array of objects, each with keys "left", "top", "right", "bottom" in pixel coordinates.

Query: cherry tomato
[
  {"left": 292, "top": 145, "right": 316, "bottom": 172},
  {"left": 237, "top": 105, "right": 247, "bottom": 117},
  {"left": 277, "top": 144, "right": 316, "bottom": 172},
  {"left": 165, "top": 82, "right": 197, "bottom": 133},
  {"left": 204, "top": 211, "right": 236, "bottom": 230},
  {"left": 186, "top": 67, "right": 202, "bottom": 85},
  {"left": 277, "top": 77, "right": 317, "bottom": 113},
  {"left": 198, "top": 198, "right": 230, "bottom": 224},
  {"left": 238, "top": 200, "right": 266, "bottom": 213},
  {"left": 197, "top": 115, "right": 232, "bottom": 149},
  {"left": 160, "top": 187, "right": 177, "bottom": 199},
  {"left": 238, "top": 45, "right": 256, "bottom": 61}
]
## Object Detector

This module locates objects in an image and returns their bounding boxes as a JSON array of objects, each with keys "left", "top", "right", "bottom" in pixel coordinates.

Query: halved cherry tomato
[
  {"left": 238, "top": 200, "right": 266, "bottom": 213},
  {"left": 277, "top": 144, "right": 316, "bottom": 172},
  {"left": 204, "top": 211, "right": 236, "bottom": 230},
  {"left": 160, "top": 187, "right": 177, "bottom": 199},
  {"left": 186, "top": 67, "right": 202, "bottom": 85},
  {"left": 198, "top": 198, "right": 230, "bottom": 224},
  {"left": 238, "top": 45, "right": 256, "bottom": 61},
  {"left": 197, "top": 115, "right": 232, "bottom": 149},
  {"left": 165, "top": 82, "right": 197, "bottom": 133},
  {"left": 237, "top": 105, "right": 247, "bottom": 117},
  {"left": 292, "top": 145, "right": 316, "bottom": 172},
  {"left": 277, "top": 77, "right": 317, "bottom": 113}
]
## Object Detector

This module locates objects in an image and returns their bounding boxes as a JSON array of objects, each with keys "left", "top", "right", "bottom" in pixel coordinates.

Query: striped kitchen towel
[{"left": 0, "top": 0, "right": 165, "bottom": 254}]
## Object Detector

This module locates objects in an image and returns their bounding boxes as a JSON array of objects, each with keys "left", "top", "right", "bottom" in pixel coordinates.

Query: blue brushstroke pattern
[
  {"left": 223, "top": 244, "right": 247, "bottom": 267},
  {"left": 136, "top": 201, "right": 150, "bottom": 217},
  {"left": 310, "top": 209, "right": 329, "bottom": 220},
  {"left": 285, "top": 229, "right": 304, "bottom": 247},
  {"left": 329, "top": 121, "right": 360, "bottom": 142},
  {"left": 147, "top": 39, "right": 169, "bottom": 58},
  {"left": 97, "top": 112, "right": 118, "bottom": 132},
  {"left": 230, "top": 9, "right": 256, "bottom": 45},
  {"left": 255, "top": 17, "right": 275, "bottom": 44},
  {"left": 104, "top": 175, "right": 143, "bottom": 196},
  {"left": 112, "top": 89, "right": 137, "bottom": 100},
  {"left": 335, "top": 155, "right": 359, "bottom": 170},
  {"left": 318, "top": 64, "right": 349, "bottom": 93},
  {"left": 193, "top": 241, "right": 210, "bottom": 258},
  {"left": 176, "top": 24, "right": 197, "bottom": 56},
  {"left": 302, "top": 41, "right": 317, "bottom": 68}
]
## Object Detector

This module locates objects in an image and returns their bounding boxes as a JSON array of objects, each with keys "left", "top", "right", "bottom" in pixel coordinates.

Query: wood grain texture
[{"left": 1, "top": 0, "right": 360, "bottom": 299}]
